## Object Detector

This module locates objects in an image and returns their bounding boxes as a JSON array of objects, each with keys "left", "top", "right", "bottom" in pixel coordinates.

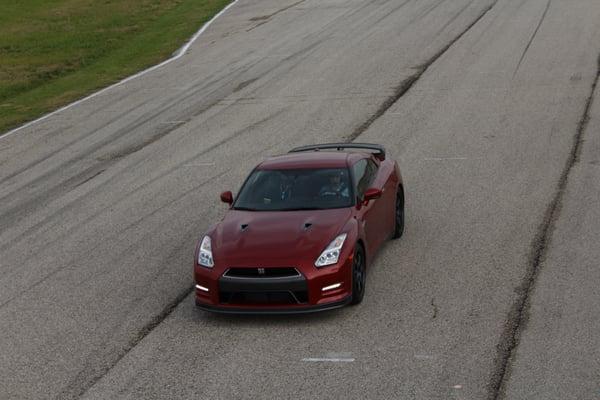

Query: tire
[
  {"left": 392, "top": 187, "right": 404, "bottom": 239},
  {"left": 350, "top": 244, "right": 366, "bottom": 305}
]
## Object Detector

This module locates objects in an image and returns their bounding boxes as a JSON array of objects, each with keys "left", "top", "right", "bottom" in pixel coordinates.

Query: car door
[
  {"left": 365, "top": 158, "right": 393, "bottom": 249},
  {"left": 352, "top": 158, "right": 386, "bottom": 257}
]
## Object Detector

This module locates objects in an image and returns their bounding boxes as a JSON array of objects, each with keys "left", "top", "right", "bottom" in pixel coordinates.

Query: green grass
[{"left": 0, "top": 0, "right": 231, "bottom": 133}]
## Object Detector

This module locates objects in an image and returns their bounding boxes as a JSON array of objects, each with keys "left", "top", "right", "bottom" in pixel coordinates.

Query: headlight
[
  {"left": 315, "top": 233, "right": 347, "bottom": 267},
  {"left": 198, "top": 236, "right": 214, "bottom": 268}
]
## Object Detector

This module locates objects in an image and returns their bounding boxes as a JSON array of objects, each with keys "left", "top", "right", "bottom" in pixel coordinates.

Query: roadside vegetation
[{"left": 0, "top": 0, "right": 231, "bottom": 133}]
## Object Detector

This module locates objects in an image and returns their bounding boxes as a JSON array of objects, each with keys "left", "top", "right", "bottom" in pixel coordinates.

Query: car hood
[{"left": 211, "top": 208, "right": 352, "bottom": 267}]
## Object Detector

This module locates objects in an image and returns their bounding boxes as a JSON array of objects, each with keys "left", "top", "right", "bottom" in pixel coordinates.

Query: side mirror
[
  {"left": 220, "top": 191, "right": 233, "bottom": 205},
  {"left": 363, "top": 187, "right": 382, "bottom": 203}
]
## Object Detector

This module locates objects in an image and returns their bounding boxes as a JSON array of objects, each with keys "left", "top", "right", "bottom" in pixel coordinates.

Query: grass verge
[{"left": 0, "top": 0, "right": 231, "bottom": 134}]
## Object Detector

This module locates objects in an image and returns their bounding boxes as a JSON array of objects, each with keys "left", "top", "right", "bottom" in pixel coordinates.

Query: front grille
[
  {"left": 219, "top": 267, "right": 308, "bottom": 305},
  {"left": 220, "top": 290, "right": 308, "bottom": 305},
  {"left": 224, "top": 267, "right": 300, "bottom": 278}
]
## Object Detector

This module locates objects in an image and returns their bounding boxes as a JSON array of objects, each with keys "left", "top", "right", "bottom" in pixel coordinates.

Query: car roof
[{"left": 257, "top": 151, "right": 369, "bottom": 170}]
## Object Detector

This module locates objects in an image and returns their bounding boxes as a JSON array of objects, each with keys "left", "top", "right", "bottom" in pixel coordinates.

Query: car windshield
[{"left": 234, "top": 168, "right": 353, "bottom": 211}]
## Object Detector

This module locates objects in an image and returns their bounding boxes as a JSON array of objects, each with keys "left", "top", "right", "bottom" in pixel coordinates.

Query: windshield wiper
[
  {"left": 233, "top": 206, "right": 259, "bottom": 211},
  {"left": 279, "top": 206, "right": 326, "bottom": 211},
  {"left": 234, "top": 206, "right": 329, "bottom": 211}
]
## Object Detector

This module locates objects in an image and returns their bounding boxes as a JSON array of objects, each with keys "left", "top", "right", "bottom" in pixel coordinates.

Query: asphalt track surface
[{"left": 1, "top": 0, "right": 600, "bottom": 399}]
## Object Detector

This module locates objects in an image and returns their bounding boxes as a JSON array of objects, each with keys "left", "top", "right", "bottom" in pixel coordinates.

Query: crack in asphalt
[
  {"left": 431, "top": 297, "right": 438, "bottom": 319},
  {"left": 488, "top": 53, "right": 600, "bottom": 400},
  {"left": 347, "top": 1, "right": 497, "bottom": 141}
]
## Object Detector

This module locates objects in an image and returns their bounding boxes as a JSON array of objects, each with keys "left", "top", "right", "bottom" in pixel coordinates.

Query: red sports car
[{"left": 194, "top": 143, "right": 404, "bottom": 314}]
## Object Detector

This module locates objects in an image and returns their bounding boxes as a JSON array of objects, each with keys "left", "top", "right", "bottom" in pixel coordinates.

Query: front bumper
[
  {"left": 194, "top": 255, "right": 353, "bottom": 314},
  {"left": 195, "top": 296, "right": 351, "bottom": 314}
]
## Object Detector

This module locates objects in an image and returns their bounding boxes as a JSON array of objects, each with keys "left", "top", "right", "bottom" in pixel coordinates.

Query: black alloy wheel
[
  {"left": 392, "top": 188, "right": 404, "bottom": 239},
  {"left": 350, "top": 244, "right": 366, "bottom": 305}
]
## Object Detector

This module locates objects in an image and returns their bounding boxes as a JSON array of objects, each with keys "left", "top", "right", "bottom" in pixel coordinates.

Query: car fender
[
  {"left": 340, "top": 213, "right": 370, "bottom": 268},
  {"left": 394, "top": 161, "right": 403, "bottom": 187}
]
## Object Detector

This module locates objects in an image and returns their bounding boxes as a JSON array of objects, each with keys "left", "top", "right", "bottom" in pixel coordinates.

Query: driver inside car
[{"left": 319, "top": 172, "right": 349, "bottom": 198}]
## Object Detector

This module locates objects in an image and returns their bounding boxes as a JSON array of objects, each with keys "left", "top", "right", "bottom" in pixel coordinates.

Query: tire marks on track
[
  {"left": 0, "top": 107, "right": 289, "bottom": 312},
  {"left": 347, "top": 0, "right": 499, "bottom": 142},
  {"left": 49, "top": 2, "right": 504, "bottom": 398},
  {"left": 246, "top": 0, "right": 307, "bottom": 32},
  {"left": 0, "top": 58, "right": 278, "bottom": 233},
  {"left": 58, "top": 283, "right": 195, "bottom": 400},
  {"left": 488, "top": 52, "right": 600, "bottom": 400},
  {"left": 512, "top": 0, "right": 552, "bottom": 78}
]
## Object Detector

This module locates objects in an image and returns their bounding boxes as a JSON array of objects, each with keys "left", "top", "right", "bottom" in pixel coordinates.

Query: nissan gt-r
[{"left": 194, "top": 143, "right": 404, "bottom": 314}]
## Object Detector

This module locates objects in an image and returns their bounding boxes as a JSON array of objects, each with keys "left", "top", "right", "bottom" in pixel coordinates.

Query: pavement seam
[
  {"left": 488, "top": 53, "right": 600, "bottom": 400},
  {"left": 347, "top": 1, "right": 499, "bottom": 142}
]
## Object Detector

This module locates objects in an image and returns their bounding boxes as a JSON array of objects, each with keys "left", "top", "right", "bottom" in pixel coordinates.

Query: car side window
[
  {"left": 353, "top": 158, "right": 379, "bottom": 199},
  {"left": 352, "top": 159, "right": 368, "bottom": 199},
  {"left": 366, "top": 159, "right": 378, "bottom": 185}
]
